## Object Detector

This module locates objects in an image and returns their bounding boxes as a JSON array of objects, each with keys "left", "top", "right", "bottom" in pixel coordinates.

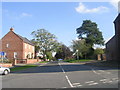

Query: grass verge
[
  {"left": 63, "top": 59, "right": 94, "bottom": 63},
  {"left": 10, "top": 64, "right": 38, "bottom": 72},
  {"left": 39, "top": 61, "right": 49, "bottom": 63}
]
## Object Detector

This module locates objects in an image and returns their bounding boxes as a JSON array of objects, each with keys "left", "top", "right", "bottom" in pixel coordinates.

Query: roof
[
  {"left": 17, "top": 34, "right": 34, "bottom": 46},
  {"left": 1, "top": 28, "right": 34, "bottom": 46},
  {"left": 106, "top": 35, "right": 116, "bottom": 45},
  {"left": 114, "top": 13, "right": 120, "bottom": 23}
]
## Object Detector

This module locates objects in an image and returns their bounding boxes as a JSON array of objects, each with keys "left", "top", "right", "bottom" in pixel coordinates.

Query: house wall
[
  {"left": 106, "top": 14, "right": 120, "bottom": 61},
  {"left": 23, "top": 43, "right": 35, "bottom": 59},
  {"left": 106, "top": 36, "right": 117, "bottom": 60},
  {"left": 114, "top": 14, "right": 120, "bottom": 60},
  {"left": 1, "top": 31, "right": 23, "bottom": 60}
]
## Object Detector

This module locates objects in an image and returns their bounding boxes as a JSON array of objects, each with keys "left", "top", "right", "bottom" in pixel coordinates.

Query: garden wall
[{"left": 0, "top": 63, "right": 13, "bottom": 67}]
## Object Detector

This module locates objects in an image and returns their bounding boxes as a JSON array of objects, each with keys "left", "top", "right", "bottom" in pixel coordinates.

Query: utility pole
[{"left": 76, "top": 50, "right": 79, "bottom": 60}]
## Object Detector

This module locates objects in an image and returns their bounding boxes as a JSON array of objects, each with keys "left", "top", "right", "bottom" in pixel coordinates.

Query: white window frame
[
  {"left": 6, "top": 43, "right": 9, "bottom": 48},
  {"left": 14, "top": 52, "right": 17, "bottom": 59},
  {"left": 29, "top": 45, "right": 30, "bottom": 49},
  {"left": 25, "top": 44, "right": 27, "bottom": 49}
]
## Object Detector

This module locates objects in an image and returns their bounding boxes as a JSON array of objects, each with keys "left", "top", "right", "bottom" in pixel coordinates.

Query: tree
[
  {"left": 55, "top": 44, "right": 72, "bottom": 60},
  {"left": 71, "top": 39, "right": 90, "bottom": 59},
  {"left": 94, "top": 48, "right": 104, "bottom": 55},
  {"left": 76, "top": 20, "right": 104, "bottom": 46},
  {"left": 31, "top": 29, "right": 60, "bottom": 60}
]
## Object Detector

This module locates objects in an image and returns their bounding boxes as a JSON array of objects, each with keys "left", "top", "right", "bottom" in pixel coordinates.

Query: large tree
[
  {"left": 55, "top": 44, "right": 72, "bottom": 60},
  {"left": 71, "top": 39, "right": 90, "bottom": 59},
  {"left": 31, "top": 29, "right": 60, "bottom": 60},
  {"left": 76, "top": 20, "right": 104, "bottom": 46}
]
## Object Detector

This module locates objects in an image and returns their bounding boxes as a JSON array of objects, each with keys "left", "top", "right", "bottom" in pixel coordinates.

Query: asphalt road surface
[{"left": 2, "top": 61, "right": 119, "bottom": 89}]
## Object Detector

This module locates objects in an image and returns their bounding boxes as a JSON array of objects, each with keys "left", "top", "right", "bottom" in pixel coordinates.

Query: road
[{"left": 2, "top": 61, "right": 119, "bottom": 89}]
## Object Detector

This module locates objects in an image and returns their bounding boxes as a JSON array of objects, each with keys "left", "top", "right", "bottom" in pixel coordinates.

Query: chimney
[{"left": 10, "top": 27, "right": 14, "bottom": 31}]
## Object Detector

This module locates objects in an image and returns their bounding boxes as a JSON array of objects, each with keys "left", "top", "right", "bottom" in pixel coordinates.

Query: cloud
[
  {"left": 75, "top": 3, "right": 109, "bottom": 14},
  {"left": 20, "top": 12, "right": 32, "bottom": 17},
  {"left": 109, "top": 0, "right": 120, "bottom": 12}
]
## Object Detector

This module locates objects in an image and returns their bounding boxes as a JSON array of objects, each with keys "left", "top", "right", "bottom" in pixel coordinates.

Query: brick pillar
[{"left": 97, "top": 54, "right": 101, "bottom": 60}]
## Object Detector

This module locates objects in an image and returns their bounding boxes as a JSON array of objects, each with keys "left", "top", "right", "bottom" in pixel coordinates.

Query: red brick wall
[
  {"left": 0, "top": 63, "right": 13, "bottom": 67},
  {"left": 26, "top": 59, "right": 38, "bottom": 64},
  {"left": 1, "top": 31, "right": 23, "bottom": 60},
  {"left": 23, "top": 43, "right": 35, "bottom": 59}
]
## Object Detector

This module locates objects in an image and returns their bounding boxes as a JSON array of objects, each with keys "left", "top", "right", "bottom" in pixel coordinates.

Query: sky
[{"left": 1, "top": 0, "right": 119, "bottom": 47}]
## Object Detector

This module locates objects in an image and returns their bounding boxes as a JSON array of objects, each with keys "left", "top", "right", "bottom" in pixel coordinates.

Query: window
[
  {"left": 33, "top": 47, "right": 34, "bottom": 52},
  {"left": 14, "top": 52, "right": 17, "bottom": 59},
  {"left": 29, "top": 45, "right": 30, "bottom": 49},
  {"left": 25, "top": 52, "right": 27, "bottom": 58},
  {"left": 4, "top": 52, "right": 7, "bottom": 58},
  {"left": 6, "top": 44, "right": 9, "bottom": 48}
]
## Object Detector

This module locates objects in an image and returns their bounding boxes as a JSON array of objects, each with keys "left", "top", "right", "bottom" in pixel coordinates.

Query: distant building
[
  {"left": 106, "top": 14, "right": 120, "bottom": 61},
  {"left": 0, "top": 27, "right": 35, "bottom": 60}
]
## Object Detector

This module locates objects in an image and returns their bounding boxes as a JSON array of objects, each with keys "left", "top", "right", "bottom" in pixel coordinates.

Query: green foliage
[
  {"left": 55, "top": 44, "right": 72, "bottom": 60},
  {"left": 94, "top": 48, "right": 104, "bottom": 55},
  {"left": 76, "top": 20, "right": 104, "bottom": 46},
  {"left": 10, "top": 65, "right": 38, "bottom": 71},
  {"left": 74, "top": 20, "right": 105, "bottom": 59},
  {"left": 71, "top": 39, "right": 90, "bottom": 59},
  {"left": 46, "top": 52, "right": 53, "bottom": 60},
  {"left": 39, "top": 61, "right": 49, "bottom": 63},
  {"left": 31, "top": 29, "right": 60, "bottom": 60},
  {"left": 63, "top": 59, "right": 93, "bottom": 63}
]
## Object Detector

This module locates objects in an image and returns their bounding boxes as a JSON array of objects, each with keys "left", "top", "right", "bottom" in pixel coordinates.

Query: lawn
[
  {"left": 39, "top": 61, "right": 49, "bottom": 63},
  {"left": 63, "top": 59, "right": 94, "bottom": 63},
  {"left": 10, "top": 64, "right": 38, "bottom": 71}
]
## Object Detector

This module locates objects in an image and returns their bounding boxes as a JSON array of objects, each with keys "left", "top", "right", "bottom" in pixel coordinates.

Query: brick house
[
  {"left": 0, "top": 27, "right": 35, "bottom": 61},
  {"left": 106, "top": 14, "right": 120, "bottom": 61}
]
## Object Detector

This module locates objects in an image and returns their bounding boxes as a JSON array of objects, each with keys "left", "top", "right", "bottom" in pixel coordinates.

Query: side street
[{"left": 0, "top": 1, "right": 120, "bottom": 90}]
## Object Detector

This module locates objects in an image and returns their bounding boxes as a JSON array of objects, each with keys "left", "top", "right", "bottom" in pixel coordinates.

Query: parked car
[{"left": 0, "top": 66, "right": 10, "bottom": 75}]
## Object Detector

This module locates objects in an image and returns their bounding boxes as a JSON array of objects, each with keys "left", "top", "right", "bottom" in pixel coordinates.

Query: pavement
[{"left": 2, "top": 61, "right": 119, "bottom": 89}]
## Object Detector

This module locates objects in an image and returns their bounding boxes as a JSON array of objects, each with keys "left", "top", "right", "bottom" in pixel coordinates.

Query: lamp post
[{"left": 76, "top": 50, "right": 79, "bottom": 60}]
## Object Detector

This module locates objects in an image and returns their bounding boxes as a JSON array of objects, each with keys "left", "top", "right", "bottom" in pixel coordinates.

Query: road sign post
[{"left": 1, "top": 52, "right": 5, "bottom": 64}]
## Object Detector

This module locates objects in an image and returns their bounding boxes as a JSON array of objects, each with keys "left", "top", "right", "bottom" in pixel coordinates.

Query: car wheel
[{"left": 3, "top": 70, "right": 9, "bottom": 75}]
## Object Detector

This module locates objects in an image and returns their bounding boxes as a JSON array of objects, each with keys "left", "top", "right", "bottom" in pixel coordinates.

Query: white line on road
[
  {"left": 72, "top": 83, "right": 81, "bottom": 85},
  {"left": 85, "top": 81, "right": 94, "bottom": 83},
  {"left": 112, "top": 78, "right": 118, "bottom": 80},
  {"left": 88, "top": 83, "right": 98, "bottom": 86},
  {"left": 98, "top": 70, "right": 105, "bottom": 72},
  {"left": 76, "top": 85, "right": 82, "bottom": 87},
  {"left": 100, "top": 79, "right": 108, "bottom": 81},
  {"left": 61, "top": 87, "right": 67, "bottom": 88},
  {"left": 92, "top": 69, "right": 100, "bottom": 75},
  {"left": 58, "top": 63, "right": 73, "bottom": 88}
]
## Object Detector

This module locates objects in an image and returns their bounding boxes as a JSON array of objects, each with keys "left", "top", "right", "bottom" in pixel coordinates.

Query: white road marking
[
  {"left": 92, "top": 69, "right": 111, "bottom": 75},
  {"left": 61, "top": 87, "right": 67, "bottom": 88},
  {"left": 88, "top": 83, "right": 98, "bottom": 86},
  {"left": 76, "top": 85, "right": 82, "bottom": 87},
  {"left": 92, "top": 69, "right": 100, "bottom": 75},
  {"left": 100, "top": 79, "right": 108, "bottom": 81},
  {"left": 108, "top": 81, "right": 113, "bottom": 83},
  {"left": 98, "top": 70, "right": 105, "bottom": 72},
  {"left": 101, "top": 79, "right": 113, "bottom": 83},
  {"left": 85, "top": 81, "right": 94, "bottom": 83},
  {"left": 59, "top": 63, "right": 73, "bottom": 88},
  {"left": 72, "top": 83, "right": 80, "bottom": 85},
  {"left": 112, "top": 78, "right": 118, "bottom": 80}
]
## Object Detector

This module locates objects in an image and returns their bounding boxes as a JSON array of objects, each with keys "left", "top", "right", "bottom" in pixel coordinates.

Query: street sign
[{"left": 0, "top": 52, "right": 5, "bottom": 56}]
